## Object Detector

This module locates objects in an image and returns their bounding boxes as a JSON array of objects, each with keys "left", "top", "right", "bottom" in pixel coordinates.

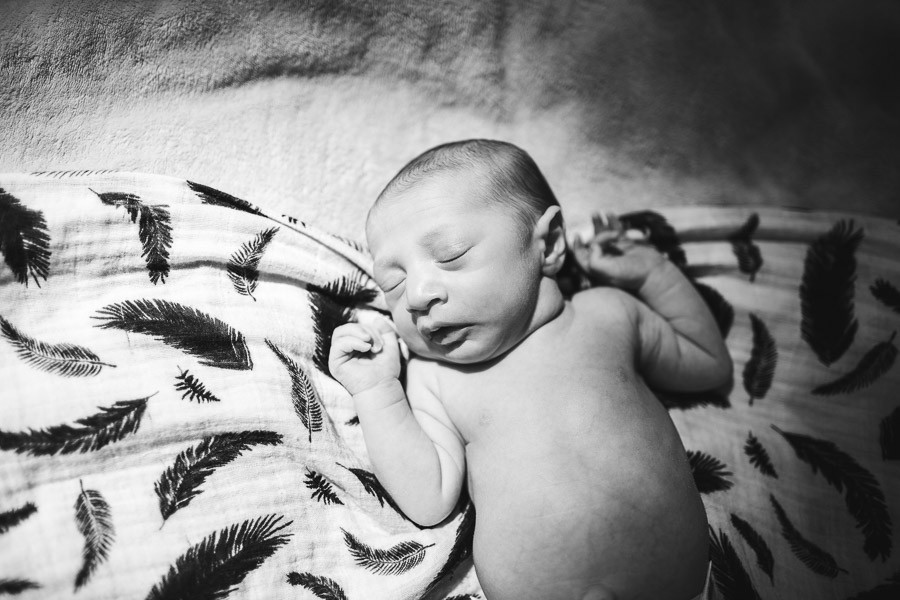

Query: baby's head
[{"left": 366, "top": 139, "right": 568, "bottom": 364}]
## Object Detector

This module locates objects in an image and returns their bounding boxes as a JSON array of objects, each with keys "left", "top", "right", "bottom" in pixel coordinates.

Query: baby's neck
[{"left": 526, "top": 278, "right": 566, "bottom": 336}]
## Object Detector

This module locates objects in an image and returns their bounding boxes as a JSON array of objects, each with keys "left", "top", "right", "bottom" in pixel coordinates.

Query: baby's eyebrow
[
  {"left": 419, "top": 228, "right": 458, "bottom": 252},
  {"left": 373, "top": 257, "right": 400, "bottom": 273}
]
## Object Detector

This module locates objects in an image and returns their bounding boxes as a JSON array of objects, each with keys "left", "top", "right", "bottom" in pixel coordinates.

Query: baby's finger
[
  {"left": 352, "top": 322, "right": 385, "bottom": 353},
  {"left": 372, "top": 315, "right": 398, "bottom": 338},
  {"left": 331, "top": 332, "right": 374, "bottom": 355},
  {"left": 587, "top": 244, "right": 626, "bottom": 279},
  {"left": 587, "top": 231, "right": 620, "bottom": 247},
  {"left": 333, "top": 322, "right": 378, "bottom": 349}
]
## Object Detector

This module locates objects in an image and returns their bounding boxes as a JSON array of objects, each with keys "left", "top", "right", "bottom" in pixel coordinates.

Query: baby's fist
[
  {"left": 576, "top": 235, "right": 666, "bottom": 291},
  {"left": 329, "top": 319, "right": 401, "bottom": 395}
]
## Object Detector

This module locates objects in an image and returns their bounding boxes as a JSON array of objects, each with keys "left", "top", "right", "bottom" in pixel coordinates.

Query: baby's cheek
[{"left": 394, "top": 323, "right": 427, "bottom": 354}]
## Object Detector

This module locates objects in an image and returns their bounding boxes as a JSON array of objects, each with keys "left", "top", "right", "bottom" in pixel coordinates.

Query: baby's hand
[
  {"left": 575, "top": 230, "right": 667, "bottom": 291},
  {"left": 329, "top": 318, "right": 402, "bottom": 396}
]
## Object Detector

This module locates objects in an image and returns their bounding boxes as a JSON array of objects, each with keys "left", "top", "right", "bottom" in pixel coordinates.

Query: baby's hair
[{"left": 371, "top": 139, "right": 560, "bottom": 243}]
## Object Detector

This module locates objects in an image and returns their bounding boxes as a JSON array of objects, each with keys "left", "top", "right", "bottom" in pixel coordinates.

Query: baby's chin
[{"left": 403, "top": 336, "right": 495, "bottom": 365}]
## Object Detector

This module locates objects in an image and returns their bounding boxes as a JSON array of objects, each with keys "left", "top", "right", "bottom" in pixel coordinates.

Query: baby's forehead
[{"left": 368, "top": 176, "right": 490, "bottom": 222}]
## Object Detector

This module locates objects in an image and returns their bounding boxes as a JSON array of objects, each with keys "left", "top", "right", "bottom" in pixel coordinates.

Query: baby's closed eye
[
  {"left": 436, "top": 247, "right": 470, "bottom": 265},
  {"left": 380, "top": 277, "right": 405, "bottom": 292}
]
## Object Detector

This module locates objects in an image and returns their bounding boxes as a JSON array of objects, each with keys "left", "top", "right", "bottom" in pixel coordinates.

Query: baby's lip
[{"left": 420, "top": 322, "right": 470, "bottom": 346}]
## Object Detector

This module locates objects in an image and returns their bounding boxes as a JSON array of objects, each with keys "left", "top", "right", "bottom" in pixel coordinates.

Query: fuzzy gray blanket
[{"left": 2, "top": 0, "right": 899, "bottom": 242}]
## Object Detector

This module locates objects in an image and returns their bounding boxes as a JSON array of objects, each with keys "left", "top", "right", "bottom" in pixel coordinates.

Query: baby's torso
[{"left": 431, "top": 294, "right": 708, "bottom": 599}]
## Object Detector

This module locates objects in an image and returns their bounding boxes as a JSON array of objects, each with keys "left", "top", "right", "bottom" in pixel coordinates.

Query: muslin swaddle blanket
[{"left": 1, "top": 171, "right": 898, "bottom": 599}]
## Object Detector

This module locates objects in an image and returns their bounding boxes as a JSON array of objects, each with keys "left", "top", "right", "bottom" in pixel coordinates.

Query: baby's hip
[
  {"left": 471, "top": 506, "right": 710, "bottom": 600},
  {"left": 471, "top": 510, "right": 617, "bottom": 600}
]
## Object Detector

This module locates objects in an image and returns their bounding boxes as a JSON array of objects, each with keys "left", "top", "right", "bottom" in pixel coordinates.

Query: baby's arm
[
  {"left": 329, "top": 319, "right": 465, "bottom": 526},
  {"left": 581, "top": 242, "right": 732, "bottom": 392}
]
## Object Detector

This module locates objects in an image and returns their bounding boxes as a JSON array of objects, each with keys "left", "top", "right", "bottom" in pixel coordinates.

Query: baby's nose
[{"left": 405, "top": 278, "right": 446, "bottom": 313}]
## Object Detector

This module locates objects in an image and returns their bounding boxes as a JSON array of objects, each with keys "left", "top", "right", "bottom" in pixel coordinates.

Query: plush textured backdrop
[{"left": 2, "top": 0, "right": 899, "bottom": 241}]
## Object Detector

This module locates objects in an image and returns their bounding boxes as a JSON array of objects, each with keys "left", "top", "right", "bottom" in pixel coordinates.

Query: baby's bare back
[{"left": 435, "top": 293, "right": 708, "bottom": 600}]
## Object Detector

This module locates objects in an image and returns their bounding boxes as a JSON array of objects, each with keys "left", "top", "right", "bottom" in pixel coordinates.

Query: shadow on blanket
[{"left": 1, "top": 171, "right": 898, "bottom": 599}]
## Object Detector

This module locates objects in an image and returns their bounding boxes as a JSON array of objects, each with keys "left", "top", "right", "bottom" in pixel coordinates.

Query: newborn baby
[{"left": 329, "top": 140, "right": 731, "bottom": 600}]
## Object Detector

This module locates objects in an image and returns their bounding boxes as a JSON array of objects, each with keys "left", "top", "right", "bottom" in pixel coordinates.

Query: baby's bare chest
[
  {"left": 441, "top": 323, "right": 638, "bottom": 444},
  {"left": 434, "top": 312, "right": 681, "bottom": 507}
]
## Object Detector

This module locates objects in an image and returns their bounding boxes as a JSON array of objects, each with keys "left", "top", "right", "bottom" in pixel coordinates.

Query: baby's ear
[{"left": 534, "top": 206, "right": 567, "bottom": 276}]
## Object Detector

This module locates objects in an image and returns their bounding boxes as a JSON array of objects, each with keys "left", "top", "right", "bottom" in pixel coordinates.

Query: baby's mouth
[{"left": 425, "top": 324, "right": 470, "bottom": 346}]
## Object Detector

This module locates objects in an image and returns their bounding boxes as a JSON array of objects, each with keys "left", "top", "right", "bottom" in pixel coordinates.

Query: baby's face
[{"left": 367, "top": 172, "right": 544, "bottom": 364}]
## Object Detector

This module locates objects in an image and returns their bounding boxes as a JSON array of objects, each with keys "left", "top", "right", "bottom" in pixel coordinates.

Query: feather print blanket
[{"left": 1, "top": 171, "right": 899, "bottom": 600}]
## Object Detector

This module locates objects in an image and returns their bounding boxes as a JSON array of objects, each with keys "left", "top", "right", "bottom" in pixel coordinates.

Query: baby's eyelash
[
  {"left": 438, "top": 248, "right": 469, "bottom": 264},
  {"left": 383, "top": 279, "right": 404, "bottom": 292}
]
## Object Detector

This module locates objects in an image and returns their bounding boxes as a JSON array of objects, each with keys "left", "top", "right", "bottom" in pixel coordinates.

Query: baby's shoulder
[{"left": 570, "top": 286, "right": 637, "bottom": 322}]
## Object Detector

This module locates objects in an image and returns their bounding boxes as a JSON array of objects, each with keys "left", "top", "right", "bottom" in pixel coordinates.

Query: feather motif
[
  {"left": 871, "top": 278, "right": 900, "bottom": 314},
  {"left": 186, "top": 181, "right": 265, "bottom": 216},
  {"left": 687, "top": 450, "right": 734, "bottom": 494},
  {"left": 0, "top": 189, "right": 51, "bottom": 287},
  {"left": 881, "top": 406, "right": 900, "bottom": 460},
  {"left": 94, "top": 299, "right": 252, "bottom": 370},
  {"left": 329, "top": 232, "right": 366, "bottom": 254},
  {"left": 846, "top": 570, "right": 900, "bottom": 600},
  {"left": 770, "top": 494, "right": 846, "bottom": 577},
  {"left": 265, "top": 340, "right": 323, "bottom": 442},
  {"left": 140, "top": 204, "right": 173, "bottom": 284},
  {"left": 732, "top": 241, "right": 763, "bottom": 281},
  {"left": 744, "top": 432, "right": 777, "bottom": 478},
  {"left": 708, "top": 526, "right": 762, "bottom": 600},
  {"left": 0, "top": 579, "right": 41, "bottom": 595},
  {"left": 693, "top": 282, "right": 734, "bottom": 339},
  {"left": 730, "top": 513, "right": 774, "bottom": 583},
  {"left": 426, "top": 502, "right": 476, "bottom": 594},
  {"left": 0, "top": 397, "right": 148, "bottom": 456},
  {"left": 31, "top": 169, "right": 117, "bottom": 178},
  {"left": 286, "top": 572, "right": 348, "bottom": 600},
  {"left": 155, "top": 431, "right": 282, "bottom": 522},
  {"left": 74, "top": 481, "right": 115, "bottom": 590},
  {"left": 800, "top": 219, "right": 863, "bottom": 366},
  {"left": 174, "top": 368, "right": 221, "bottom": 403},
  {"left": 0, "top": 502, "right": 37, "bottom": 534},
  {"left": 227, "top": 227, "right": 279, "bottom": 300},
  {"left": 338, "top": 463, "right": 407, "bottom": 518},
  {"left": 146, "top": 514, "right": 292, "bottom": 600},
  {"left": 1, "top": 315, "right": 115, "bottom": 377},
  {"left": 307, "top": 273, "right": 379, "bottom": 309},
  {"left": 304, "top": 469, "right": 343, "bottom": 506},
  {"left": 281, "top": 214, "right": 306, "bottom": 227},
  {"left": 772, "top": 426, "right": 892, "bottom": 560},
  {"left": 729, "top": 213, "right": 763, "bottom": 281},
  {"left": 618, "top": 211, "right": 687, "bottom": 268},
  {"left": 342, "top": 529, "right": 433, "bottom": 576},
  {"left": 743, "top": 314, "right": 777, "bottom": 404},
  {"left": 811, "top": 331, "right": 897, "bottom": 396},
  {"left": 93, "top": 191, "right": 172, "bottom": 284},
  {"left": 309, "top": 292, "right": 353, "bottom": 376},
  {"left": 731, "top": 212, "right": 760, "bottom": 240}
]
